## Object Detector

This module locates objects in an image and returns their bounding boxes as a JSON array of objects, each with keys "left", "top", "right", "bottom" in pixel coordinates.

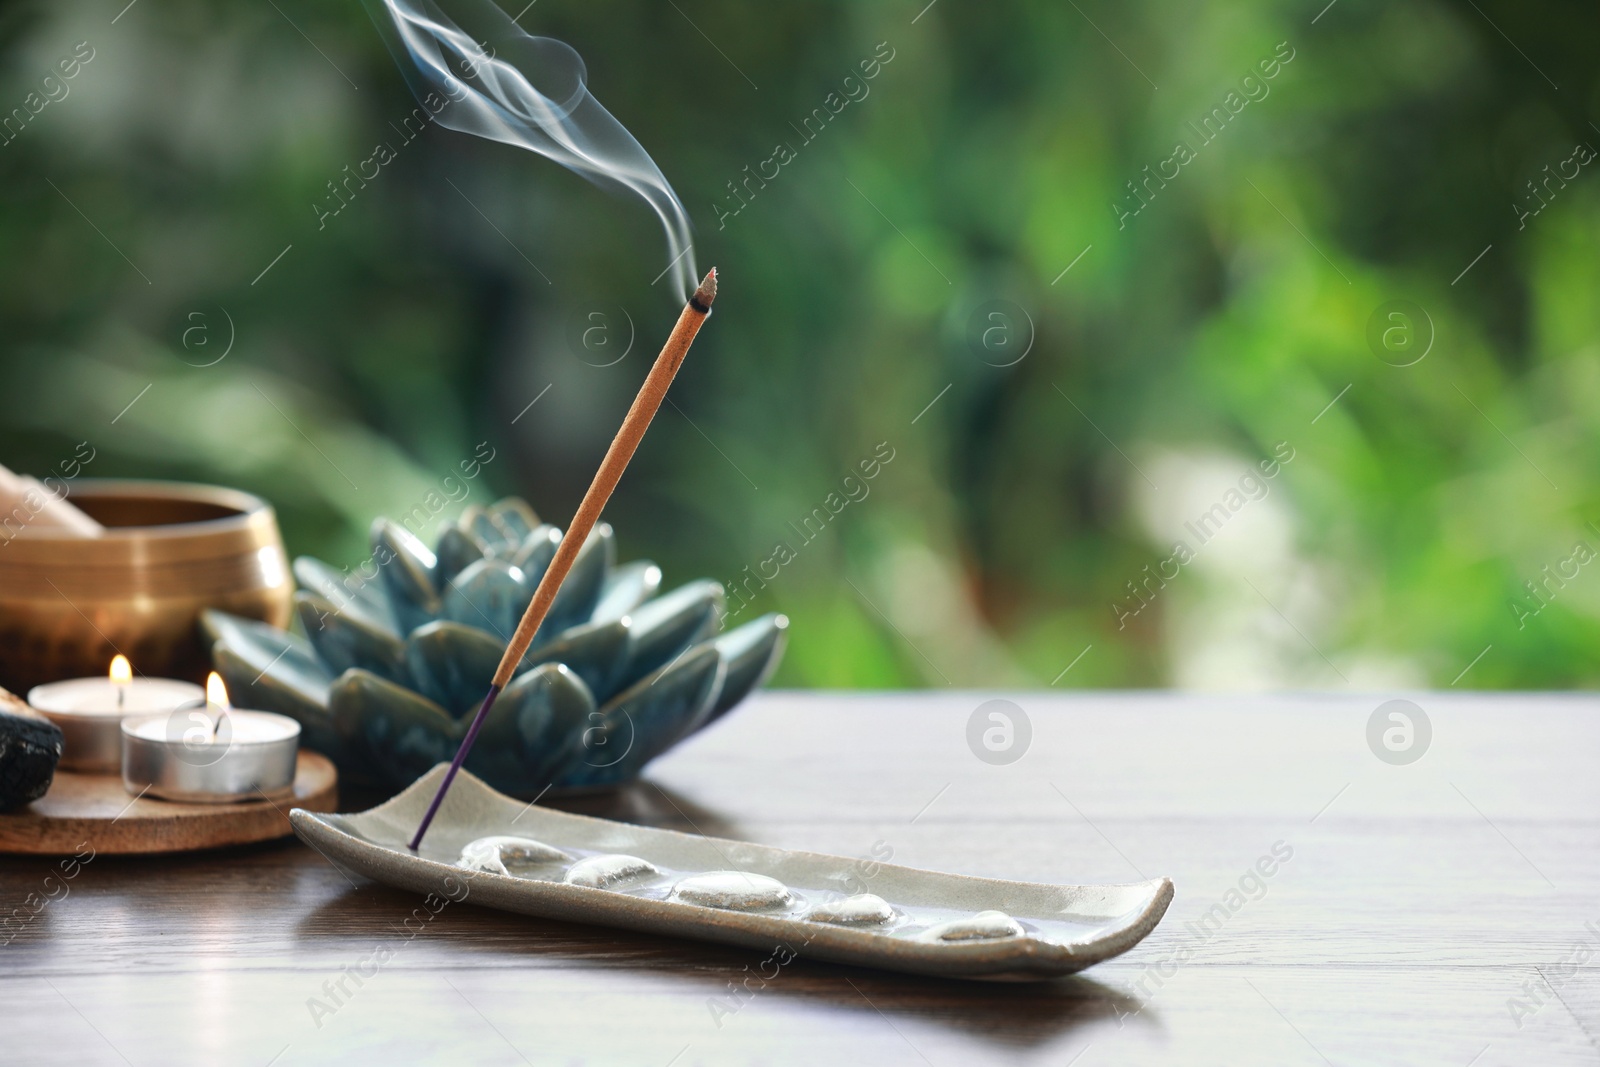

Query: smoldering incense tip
[{"left": 690, "top": 268, "right": 717, "bottom": 313}]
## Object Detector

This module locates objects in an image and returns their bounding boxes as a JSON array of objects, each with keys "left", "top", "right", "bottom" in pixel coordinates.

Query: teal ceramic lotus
[{"left": 201, "top": 497, "right": 786, "bottom": 797}]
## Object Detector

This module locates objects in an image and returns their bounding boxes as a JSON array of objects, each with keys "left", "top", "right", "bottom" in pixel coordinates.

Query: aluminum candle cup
[
  {"left": 121, "top": 707, "right": 300, "bottom": 803},
  {"left": 29, "top": 658, "right": 204, "bottom": 773}
]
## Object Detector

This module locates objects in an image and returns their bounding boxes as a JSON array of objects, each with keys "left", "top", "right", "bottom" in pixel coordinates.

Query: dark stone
[{"left": 0, "top": 694, "right": 63, "bottom": 811}]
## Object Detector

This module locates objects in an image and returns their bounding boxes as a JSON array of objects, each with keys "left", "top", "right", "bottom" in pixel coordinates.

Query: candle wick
[
  {"left": 117, "top": 687, "right": 125, "bottom": 710},
  {"left": 212, "top": 708, "right": 227, "bottom": 740}
]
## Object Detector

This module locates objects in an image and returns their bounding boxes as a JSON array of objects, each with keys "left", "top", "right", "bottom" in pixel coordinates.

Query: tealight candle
[
  {"left": 28, "top": 655, "right": 205, "bottom": 773},
  {"left": 121, "top": 673, "right": 300, "bottom": 803}
]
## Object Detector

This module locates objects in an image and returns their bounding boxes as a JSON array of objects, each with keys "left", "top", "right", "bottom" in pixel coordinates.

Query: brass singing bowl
[{"left": 0, "top": 480, "right": 292, "bottom": 691}]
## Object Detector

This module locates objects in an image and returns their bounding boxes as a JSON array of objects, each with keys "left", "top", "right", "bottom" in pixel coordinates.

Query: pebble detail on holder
[
  {"left": 457, "top": 835, "right": 573, "bottom": 876},
  {"left": 669, "top": 871, "right": 794, "bottom": 912},
  {"left": 564, "top": 853, "right": 661, "bottom": 890},
  {"left": 805, "top": 893, "right": 897, "bottom": 926},
  {"left": 449, "top": 837, "right": 1049, "bottom": 948},
  {"left": 920, "top": 910, "right": 1025, "bottom": 942}
]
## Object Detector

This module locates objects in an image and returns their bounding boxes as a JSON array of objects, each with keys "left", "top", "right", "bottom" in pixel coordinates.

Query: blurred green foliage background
[{"left": 2, "top": 0, "right": 1597, "bottom": 689}]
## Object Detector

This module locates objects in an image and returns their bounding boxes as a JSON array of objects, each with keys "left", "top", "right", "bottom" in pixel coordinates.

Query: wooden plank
[
  {"left": 0, "top": 692, "right": 1596, "bottom": 1065},
  {"left": 0, "top": 751, "right": 337, "bottom": 854}
]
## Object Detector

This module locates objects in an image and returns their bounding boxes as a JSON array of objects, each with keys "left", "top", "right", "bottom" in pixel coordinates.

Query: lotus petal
[
  {"left": 533, "top": 524, "right": 613, "bottom": 643},
  {"left": 329, "top": 664, "right": 595, "bottom": 797},
  {"left": 481, "top": 663, "right": 597, "bottom": 792},
  {"left": 488, "top": 498, "right": 539, "bottom": 543},
  {"left": 296, "top": 592, "right": 411, "bottom": 686},
  {"left": 554, "top": 643, "right": 724, "bottom": 790},
  {"left": 442, "top": 558, "right": 529, "bottom": 642},
  {"left": 406, "top": 615, "right": 629, "bottom": 715},
  {"left": 372, "top": 519, "right": 440, "bottom": 634},
  {"left": 462, "top": 504, "right": 516, "bottom": 552},
  {"left": 592, "top": 561, "right": 662, "bottom": 624},
  {"left": 329, "top": 669, "right": 460, "bottom": 789},
  {"left": 200, "top": 608, "right": 330, "bottom": 685},
  {"left": 404, "top": 620, "right": 503, "bottom": 716},
  {"left": 519, "top": 617, "right": 630, "bottom": 702},
  {"left": 292, "top": 556, "right": 397, "bottom": 635},
  {"left": 705, "top": 613, "right": 789, "bottom": 723},
  {"left": 611, "top": 580, "right": 724, "bottom": 693},
  {"left": 434, "top": 526, "right": 487, "bottom": 590},
  {"left": 510, "top": 523, "right": 563, "bottom": 583}
]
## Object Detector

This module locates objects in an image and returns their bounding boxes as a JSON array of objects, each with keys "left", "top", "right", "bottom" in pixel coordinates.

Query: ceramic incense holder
[
  {"left": 291, "top": 765, "right": 1174, "bottom": 980},
  {"left": 205, "top": 497, "right": 786, "bottom": 797}
]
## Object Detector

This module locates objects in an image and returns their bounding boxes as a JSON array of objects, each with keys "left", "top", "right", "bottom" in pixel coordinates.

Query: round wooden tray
[{"left": 0, "top": 751, "right": 337, "bottom": 855}]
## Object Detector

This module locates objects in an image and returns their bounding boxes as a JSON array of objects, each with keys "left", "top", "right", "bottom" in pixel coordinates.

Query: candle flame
[
  {"left": 109, "top": 654, "right": 132, "bottom": 684},
  {"left": 206, "top": 672, "right": 230, "bottom": 710}
]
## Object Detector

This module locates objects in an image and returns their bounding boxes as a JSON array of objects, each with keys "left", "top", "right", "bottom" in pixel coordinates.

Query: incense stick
[{"left": 408, "top": 268, "right": 718, "bottom": 850}]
